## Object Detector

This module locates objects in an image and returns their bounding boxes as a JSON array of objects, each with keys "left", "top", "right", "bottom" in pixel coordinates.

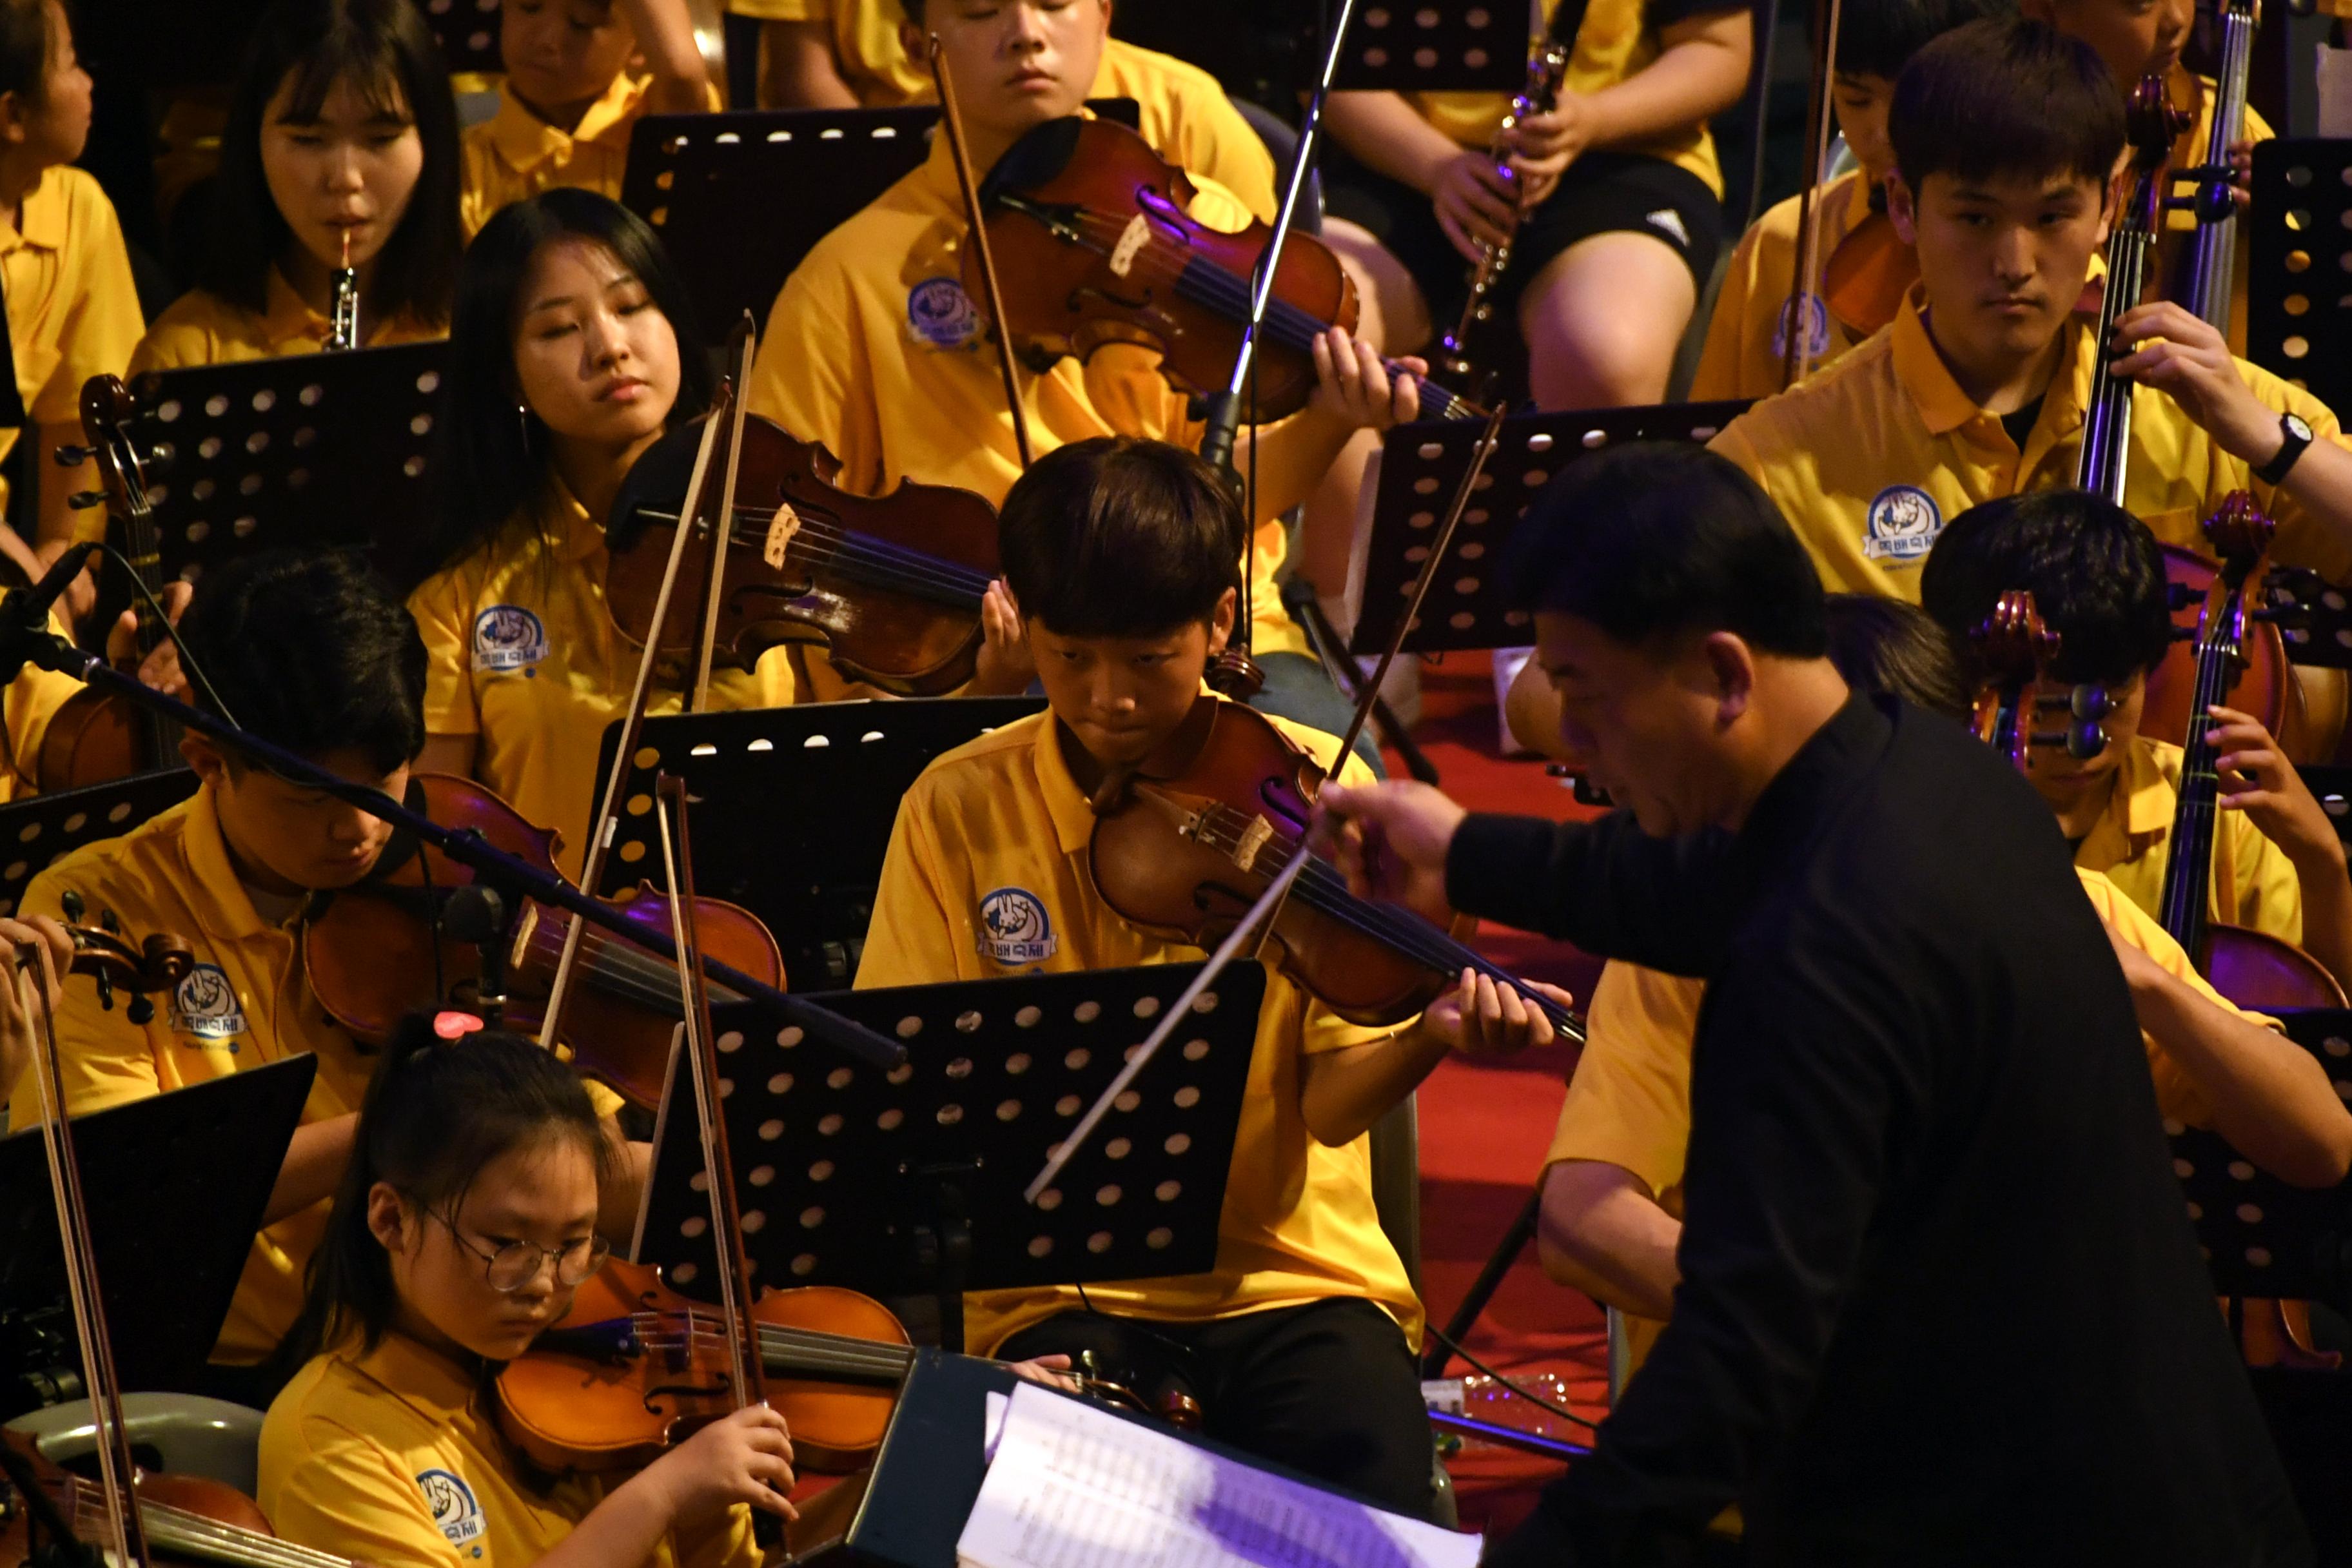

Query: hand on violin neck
[
  {"left": 1313, "top": 779, "right": 1464, "bottom": 927},
  {"left": 105, "top": 580, "right": 191, "bottom": 700},
  {"left": 968, "top": 577, "right": 1036, "bottom": 696},
  {"left": 1423, "top": 968, "right": 1574, "bottom": 1059},
  {"left": 1308, "top": 327, "right": 1423, "bottom": 435}
]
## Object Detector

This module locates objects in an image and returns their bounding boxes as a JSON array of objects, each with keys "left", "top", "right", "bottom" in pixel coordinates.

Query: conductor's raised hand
[{"left": 1313, "top": 779, "right": 1467, "bottom": 926}]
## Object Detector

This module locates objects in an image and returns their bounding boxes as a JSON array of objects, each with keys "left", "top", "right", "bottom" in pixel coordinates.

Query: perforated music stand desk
[
  {"left": 2170, "top": 1008, "right": 2352, "bottom": 1301},
  {"left": 0, "top": 1055, "right": 315, "bottom": 1396},
  {"left": 633, "top": 961, "right": 1266, "bottom": 1353},
  {"left": 2248, "top": 141, "right": 2352, "bottom": 421},
  {"left": 589, "top": 698, "right": 1046, "bottom": 989},
  {"left": 1331, "top": 0, "right": 1529, "bottom": 92},
  {"left": 0, "top": 770, "right": 198, "bottom": 921},
  {"left": 621, "top": 100, "right": 1142, "bottom": 352},
  {"left": 1346, "top": 398, "right": 1752, "bottom": 656},
  {"left": 121, "top": 342, "right": 450, "bottom": 590}
]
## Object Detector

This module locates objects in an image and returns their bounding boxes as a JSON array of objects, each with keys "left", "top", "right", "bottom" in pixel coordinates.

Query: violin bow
[
  {"left": 1779, "top": 0, "right": 1847, "bottom": 389},
  {"left": 15, "top": 940, "right": 152, "bottom": 1568},
  {"left": 1024, "top": 402, "right": 1511, "bottom": 1204},
  {"left": 929, "top": 33, "right": 1034, "bottom": 470},
  {"left": 692, "top": 318, "right": 760, "bottom": 713},
  {"left": 538, "top": 378, "right": 736, "bottom": 1052}
]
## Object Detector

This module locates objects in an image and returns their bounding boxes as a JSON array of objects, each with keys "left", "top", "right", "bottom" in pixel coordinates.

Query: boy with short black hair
[
  {"left": 1919, "top": 488, "right": 2352, "bottom": 991},
  {"left": 856, "top": 435, "right": 1563, "bottom": 1516},
  {"left": 1710, "top": 17, "right": 2352, "bottom": 602}
]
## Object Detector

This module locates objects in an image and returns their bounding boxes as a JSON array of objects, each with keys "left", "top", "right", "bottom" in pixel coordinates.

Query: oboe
[{"left": 328, "top": 226, "right": 361, "bottom": 351}]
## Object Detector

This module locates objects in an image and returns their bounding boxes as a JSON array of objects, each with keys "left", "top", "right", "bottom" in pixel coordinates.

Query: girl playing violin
[
  {"left": 260, "top": 1017, "right": 791, "bottom": 1568},
  {"left": 130, "top": 0, "right": 461, "bottom": 373},
  {"left": 410, "top": 191, "right": 859, "bottom": 879}
]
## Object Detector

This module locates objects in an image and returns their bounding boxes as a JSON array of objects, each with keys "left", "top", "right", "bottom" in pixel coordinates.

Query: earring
[{"left": 515, "top": 404, "right": 533, "bottom": 447}]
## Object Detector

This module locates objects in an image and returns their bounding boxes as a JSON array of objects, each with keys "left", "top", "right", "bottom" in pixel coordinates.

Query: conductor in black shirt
[{"left": 1320, "top": 444, "right": 2308, "bottom": 1565}]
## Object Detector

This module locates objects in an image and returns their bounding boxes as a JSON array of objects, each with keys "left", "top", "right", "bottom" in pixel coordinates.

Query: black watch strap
[{"left": 2254, "top": 413, "right": 2314, "bottom": 487}]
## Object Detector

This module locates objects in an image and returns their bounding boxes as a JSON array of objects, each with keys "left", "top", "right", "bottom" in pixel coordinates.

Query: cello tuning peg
[
  {"left": 59, "top": 890, "right": 84, "bottom": 923},
  {"left": 66, "top": 490, "right": 105, "bottom": 509},
  {"left": 126, "top": 996, "right": 155, "bottom": 1026},
  {"left": 52, "top": 444, "right": 93, "bottom": 467}
]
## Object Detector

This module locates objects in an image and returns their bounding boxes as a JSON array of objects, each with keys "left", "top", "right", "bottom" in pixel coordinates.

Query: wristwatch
[{"left": 2254, "top": 411, "right": 2315, "bottom": 486}]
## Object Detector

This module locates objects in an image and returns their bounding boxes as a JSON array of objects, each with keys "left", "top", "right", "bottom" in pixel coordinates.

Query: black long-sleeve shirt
[{"left": 1459, "top": 695, "right": 2306, "bottom": 1567}]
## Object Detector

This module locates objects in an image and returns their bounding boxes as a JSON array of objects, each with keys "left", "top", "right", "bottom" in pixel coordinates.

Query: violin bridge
[
  {"left": 509, "top": 901, "right": 540, "bottom": 969},
  {"left": 1109, "top": 214, "right": 1150, "bottom": 279},
  {"left": 1229, "top": 814, "right": 1274, "bottom": 873},
  {"left": 765, "top": 504, "right": 801, "bottom": 568}
]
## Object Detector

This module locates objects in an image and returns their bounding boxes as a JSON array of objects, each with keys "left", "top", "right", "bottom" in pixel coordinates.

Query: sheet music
[{"left": 956, "top": 1382, "right": 1482, "bottom": 1568}]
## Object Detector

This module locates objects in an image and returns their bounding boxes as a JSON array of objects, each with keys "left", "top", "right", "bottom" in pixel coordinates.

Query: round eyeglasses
[{"left": 433, "top": 1212, "right": 610, "bottom": 1293}]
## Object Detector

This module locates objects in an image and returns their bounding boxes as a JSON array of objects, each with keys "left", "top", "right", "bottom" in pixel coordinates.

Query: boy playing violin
[
  {"left": 855, "top": 436, "right": 1567, "bottom": 1516},
  {"left": 1708, "top": 17, "right": 2352, "bottom": 603},
  {"left": 745, "top": 0, "right": 1419, "bottom": 738},
  {"left": 3, "top": 549, "right": 638, "bottom": 1398}
]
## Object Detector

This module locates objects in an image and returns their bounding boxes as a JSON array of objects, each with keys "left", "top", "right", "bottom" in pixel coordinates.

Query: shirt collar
[
  {"left": 182, "top": 782, "right": 275, "bottom": 941},
  {"left": 1034, "top": 710, "right": 1106, "bottom": 856},
  {"left": 1890, "top": 286, "right": 2097, "bottom": 443},
  {"left": 489, "top": 73, "right": 647, "bottom": 174},
  {"left": 350, "top": 1329, "right": 482, "bottom": 1421},
  {"left": 2079, "top": 736, "right": 2175, "bottom": 867},
  {"left": 3, "top": 167, "right": 68, "bottom": 254},
  {"left": 260, "top": 266, "right": 333, "bottom": 349},
  {"left": 541, "top": 472, "right": 605, "bottom": 564}
]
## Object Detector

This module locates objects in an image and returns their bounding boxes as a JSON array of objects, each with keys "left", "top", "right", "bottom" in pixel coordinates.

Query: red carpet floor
[{"left": 1380, "top": 651, "right": 1614, "bottom": 1537}]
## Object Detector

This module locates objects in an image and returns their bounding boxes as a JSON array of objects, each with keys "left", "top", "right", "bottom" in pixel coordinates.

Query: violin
[
  {"left": 972, "top": 117, "right": 1485, "bottom": 425},
  {"left": 2151, "top": 493, "right": 2345, "bottom": 1009},
  {"left": 1819, "top": 184, "right": 1911, "bottom": 341},
  {"left": 37, "top": 375, "right": 183, "bottom": 792},
  {"left": 0, "top": 1429, "right": 355, "bottom": 1568},
  {"left": 1086, "top": 696, "right": 1582, "bottom": 1037},
  {"left": 495, "top": 1259, "right": 911, "bottom": 1478},
  {"left": 2077, "top": 77, "right": 2193, "bottom": 503},
  {"left": 50, "top": 906, "right": 196, "bottom": 1024},
  {"left": 300, "top": 772, "right": 784, "bottom": 1108},
  {"left": 605, "top": 413, "right": 1001, "bottom": 697}
]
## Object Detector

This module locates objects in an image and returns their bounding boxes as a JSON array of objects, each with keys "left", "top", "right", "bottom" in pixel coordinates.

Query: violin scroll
[{"left": 42, "top": 891, "right": 196, "bottom": 1026}]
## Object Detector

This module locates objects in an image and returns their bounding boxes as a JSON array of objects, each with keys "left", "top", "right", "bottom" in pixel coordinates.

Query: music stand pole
[
  {"left": 1195, "top": 0, "right": 1366, "bottom": 480},
  {"left": 0, "top": 622, "right": 906, "bottom": 1073}
]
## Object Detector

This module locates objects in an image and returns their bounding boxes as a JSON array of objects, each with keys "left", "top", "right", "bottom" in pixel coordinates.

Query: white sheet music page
[{"left": 956, "top": 1382, "right": 1482, "bottom": 1568}]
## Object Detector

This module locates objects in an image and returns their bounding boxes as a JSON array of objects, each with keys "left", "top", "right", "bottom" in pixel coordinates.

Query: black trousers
[{"left": 996, "top": 1297, "right": 1437, "bottom": 1520}]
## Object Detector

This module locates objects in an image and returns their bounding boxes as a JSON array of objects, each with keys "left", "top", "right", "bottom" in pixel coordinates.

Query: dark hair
[
  {"left": 1918, "top": 489, "right": 2174, "bottom": 689},
  {"left": 197, "top": 0, "right": 461, "bottom": 328},
  {"left": 1889, "top": 17, "right": 2124, "bottom": 191},
  {"left": 1823, "top": 593, "right": 1971, "bottom": 720},
  {"left": 281, "top": 1017, "right": 614, "bottom": 1367},
  {"left": 176, "top": 548, "right": 427, "bottom": 772},
  {"left": 1501, "top": 442, "right": 1829, "bottom": 658},
  {"left": 1838, "top": 0, "right": 2014, "bottom": 81},
  {"left": 999, "top": 437, "right": 1246, "bottom": 639},
  {"left": 424, "top": 189, "right": 713, "bottom": 577},
  {"left": 0, "top": 0, "right": 57, "bottom": 106}
]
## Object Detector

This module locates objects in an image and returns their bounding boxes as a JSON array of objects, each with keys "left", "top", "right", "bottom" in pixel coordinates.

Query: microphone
[{"left": 4, "top": 540, "right": 101, "bottom": 634}]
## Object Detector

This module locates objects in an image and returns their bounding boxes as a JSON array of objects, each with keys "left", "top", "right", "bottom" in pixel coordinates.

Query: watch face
[{"left": 2288, "top": 414, "right": 2315, "bottom": 442}]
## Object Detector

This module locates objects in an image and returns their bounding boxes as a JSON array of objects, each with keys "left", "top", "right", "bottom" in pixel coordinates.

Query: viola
[
  {"left": 50, "top": 908, "right": 196, "bottom": 1024},
  {"left": 38, "top": 375, "right": 183, "bottom": 792},
  {"left": 1086, "top": 695, "right": 1581, "bottom": 1037},
  {"left": 972, "top": 117, "right": 1484, "bottom": 426},
  {"left": 605, "top": 414, "right": 1001, "bottom": 697},
  {"left": 300, "top": 773, "right": 785, "bottom": 1108},
  {"left": 2077, "top": 77, "right": 2193, "bottom": 503},
  {"left": 0, "top": 1428, "right": 357, "bottom": 1568},
  {"left": 2153, "top": 493, "right": 2345, "bottom": 1010}
]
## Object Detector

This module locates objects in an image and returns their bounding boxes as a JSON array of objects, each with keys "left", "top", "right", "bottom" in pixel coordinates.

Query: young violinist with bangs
[
  {"left": 412, "top": 190, "right": 892, "bottom": 882},
  {"left": 1708, "top": 17, "right": 2352, "bottom": 604},
  {"left": 129, "top": 0, "right": 462, "bottom": 374},
  {"left": 1513, "top": 590, "right": 2352, "bottom": 1444},
  {"left": 3, "top": 548, "right": 640, "bottom": 1400},
  {"left": 745, "top": 0, "right": 1421, "bottom": 741},
  {"left": 1918, "top": 489, "right": 2352, "bottom": 994},
  {"left": 458, "top": 0, "right": 716, "bottom": 240},
  {"left": 260, "top": 1020, "right": 789, "bottom": 1568},
  {"left": 854, "top": 435, "right": 1569, "bottom": 1518}
]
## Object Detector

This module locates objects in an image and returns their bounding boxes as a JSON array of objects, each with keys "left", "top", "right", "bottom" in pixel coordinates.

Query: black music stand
[
  {"left": 620, "top": 101, "right": 1143, "bottom": 351},
  {"left": 1346, "top": 399, "right": 1752, "bottom": 656},
  {"left": 2170, "top": 1008, "right": 2352, "bottom": 1302},
  {"left": 121, "top": 342, "right": 451, "bottom": 589},
  {"left": 415, "top": 0, "right": 505, "bottom": 76},
  {"left": 2304, "top": 764, "right": 2352, "bottom": 850},
  {"left": 2247, "top": 141, "right": 2352, "bottom": 421},
  {"left": 0, "top": 1055, "right": 315, "bottom": 1406},
  {"left": 589, "top": 698, "right": 1045, "bottom": 988},
  {"left": 1332, "top": 0, "right": 1530, "bottom": 92},
  {"left": 634, "top": 963, "right": 1266, "bottom": 1353},
  {"left": 0, "top": 770, "right": 198, "bottom": 922},
  {"left": 2263, "top": 568, "right": 2352, "bottom": 671}
]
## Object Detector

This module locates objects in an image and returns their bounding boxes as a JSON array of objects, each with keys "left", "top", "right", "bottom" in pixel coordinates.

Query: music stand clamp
[
  {"left": 591, "top": 698, "right": 1046, "bottom": 990},
  {"left": 2247, "top": 141, "right": 2352, "bottom": 422},
  {"left": 635, "top": 963, "right": 1267, "bottom": 1353},
  {"left": 1347, "top": 398, "right": 1753, "bottom": 656},
  {"left": 2171, "top": 1008, "right": 2352, "bottom": 1306}
]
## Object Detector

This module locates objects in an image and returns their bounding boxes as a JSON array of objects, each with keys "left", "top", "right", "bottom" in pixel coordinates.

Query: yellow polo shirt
[
  {"left": 262, "top": 1331, "right": 755, "bottom": 1568},
  {"left": 0, "top": 611, "right": 100, "bottom": 803},
  {"left": 1709, "top": 287, "right": 2352, "bottom": 602},
  {"left": 128, "top": 268, "right": 444, "bottom": 376},
  {"left": 407, "top": 480, "right": 804, "bottom": 883},
  {"left": 1687, "top": 167, "right": 1870, "bottom": 402},
  {"left": 748, "top": 123, "right": 1306, "bottom": 662},
  {"left": 721, "top": 0, "right": 1278, "bottom": 219},
  {"left": 2073, "top": 734, "right": 2302, "bottom": 945},
  {"left": 1547, "top": 868, "right": 2240, "bottom": 1384},
  {"left": 0, "top": 165, "right": 144, "bottom": 518},
  {"left": 459, "top": 74, "right": 723, "bottom": 239},
  {"left": 2161, "top": 65, "right": 2274, "bottom": 354},
  {"left": 855, "top": 702, "right": 1421, "bottom": 1354},
  {"left": 1408, "top": 0, "right": 1727, "bottom": 195}
]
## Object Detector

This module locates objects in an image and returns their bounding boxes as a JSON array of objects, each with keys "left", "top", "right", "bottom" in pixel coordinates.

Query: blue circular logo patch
[
  {"left": 977, "top": 887, "right": 1056, "bottom": 965},
  {"left": 471, "top": 605, "right": 549, "bottom": 674},
  {"left": 1862, "top": 485, "right": 1943, "bottom": 563},
  {"left": 906, "top": 276, "right": 980, "bottom": 351}
]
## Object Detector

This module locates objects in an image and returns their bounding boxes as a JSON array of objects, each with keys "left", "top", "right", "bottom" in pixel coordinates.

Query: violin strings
[
  {"left": 616, "top": 1309, "right": 916, "bottom": 1378},
  {"left": 622, "top": 500, "right": 996, "bottom": 607},
  {"left": 66, "top": 1494, "right": 353, "bottom": 1568},
  {"left": 520, "top": 917, "right": 750, "bottom": 1017}
]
